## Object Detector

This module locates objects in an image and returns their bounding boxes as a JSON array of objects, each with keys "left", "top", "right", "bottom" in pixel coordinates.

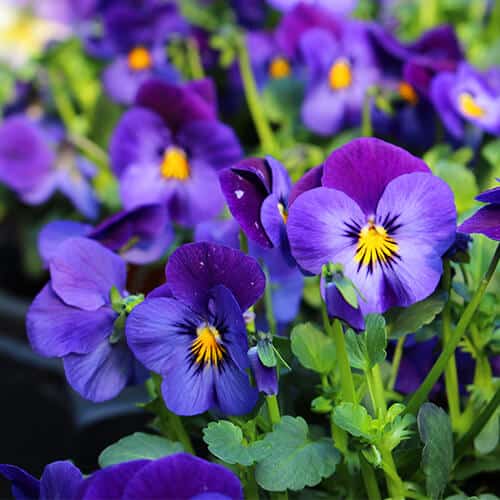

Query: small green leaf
[
  {"left": 311, "top": 396, "right": 333, "bottom": 414},
  {"left": 365, "top": 314, "right": 387, "bottom": 368},
  {"left": 418, "top": 403, "right": 454, "bottom": 500},
  {"left": 255, "top": 416, "right": 340, "bottom": 491},
  {"left": 334, "top": 276, "right": 359, "bottom": 309},
  {"left": 385, "top": 292, "right": 447, "bottom": 339},
  {"left": 362, "top": 445, "right": 382, "bottom": 467},
  {"left": 258, "top": 339, "right": 277, "bottom": 368},
  {"left": 344, "top": 329, "right": 368, "bottom": 371},
  {"left": 474, "top": 412, "right": 499, "bottom": 455},
  {"left": 332, "top": 403, "right": 375, "bottom": 442},
  {"left": 203, "top": 421, "right": 262, "bottom": 466},
  {"left": 98, "top": 432, "right": 183, "bottom": 468},
  {"left": 291, "top": 323, "right": 336, "bottom": 374}
]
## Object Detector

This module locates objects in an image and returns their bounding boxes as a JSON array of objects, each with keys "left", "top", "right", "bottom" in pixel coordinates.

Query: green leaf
[
  {"left": 255, "top": 416, "right": 340, "bottom": 491},
  {"left": 262, "top": 77, "right": 304, "bottom": 124},
  {"left": 290, "top": 323, "right": 336, "bottom": 374},
  {"left": 98, "top": 432, "right": 183, "bottom": 468},
  {"left": 344, "top": 329, "right": 368, "bottom": 371},
  {"left": 332, "top": 403, "right": 375, "bottom": 442},
  {"left": 417, "top": 403, "right": 454, "bottom": 500},
  {"left": 385, "top": 292, "right": 447, "bottom": 339},
  {"left": 474, "top": 412, "right": 499, "bottom": 455},
  {"left": 203, "top": 421, "right": 263, "bottom": 466},
  {"left": 334, "top": 276, "right": 359, "bottom": 309},
  {"left": 258, "top": 339, "right": 277, "bottom": 368}
]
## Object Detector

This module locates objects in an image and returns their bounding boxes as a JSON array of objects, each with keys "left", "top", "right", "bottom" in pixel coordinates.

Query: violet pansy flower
[
  {"left": 79, "top": 453, "right": 243, "bottom": 499},
  {"left": 268, "top": 0, "right": 357, "bottom": 16},
  {"left": 127, "top": 242, "right": 265, "bottom": 416},
  {"left": 299, "top": 24, "right": 380, "bottom": 136},
  {"left": 38, "top": 203, "right": 173, "bottom": 266},
  {"left": 459, "top": 184, "right": 500, "bottom": 241},
  {"left": 27, "top": 238, "right": 145, "bottom": 402},
  {"left": 111, "top": 79, "right": 242, "bottom": 227},
  {"left": 0, "top": 115, "right": 99, "bottom": 219},
  {"left": 287, "top": 138, "right": 457, "bottom": 324},
  {"left": 0, "top": 461, "right": 83, "bottom": 500},
  {"left": 431, "top": 63, "right": 500, "bottom": 140}
]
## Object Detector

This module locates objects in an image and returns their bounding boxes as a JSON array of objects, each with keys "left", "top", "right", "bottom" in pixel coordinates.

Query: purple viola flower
[
  {"left": 79, "top": 453, "right": 243, "bottom": 499},
  {"left": 96, "top": 1, "right": 188, "bottom": 105},
  {"left": 232, "top": 0, "right": 268, "bottom": 29},
  {"left": 287, "top": 138, "right": 457, "bottom": 319},
  {"left": 268, "top": 0, "right": 357, "bottom": 16},
  {"left": 126, "top": 242, "right": 265, "bottom": 416},
  {"left": 299, "top": 24, "right": 380, "bottom": 136},
  {"left": 111, "top": 79, "right": 242, "bottom": 227},
  {"left": 195, "top": 218, "right": 241, "bottom": 250},
  {"left": 0, "top": 461, "right": 83, "bottom": 500},
  {"left": 431, "top": 63, "right": 500, "bottom": 140},
  {"left": 459, "top": 184, "right": 500, "bottom": 241},
  {"left": 248, "top": 345, "right": 278, "bottom": 395},
  {"left": 38, "top": 203, "right": 173, "bottom": 266},
  {"left": 0, "top": 115, "right": 99, "bottom": 219},
  {"left": 26, "top": 238, "right": 145, "bottom": 402}
]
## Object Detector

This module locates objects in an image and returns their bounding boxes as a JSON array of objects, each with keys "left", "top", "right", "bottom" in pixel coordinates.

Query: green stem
[
  {"left": 331, "top": 319, "right": 357, "bottom": 402},
  {"left": 362, "top": 90, "right": 373, "bottom": 137},
  {"left": 68, "top": 132, "right": 109, "bottom": 168},
  {"left": 388, "top": 335, "right": 406, "bottom": 391},
  {"left": 406, "top": 243, "right": 500, "bottom": 415},
  {"left": 169, "top": 412, "right": 195, "bottom": 455},
  {"left": 244, "top": 468, "right": 259, "bottom": 500},
  {"left": 442, "top": 261, "right": 461, "bottom": 430},
  {"left": 237, "top": 34, "right": 278, "bottom": 155},
  {"left": 186, "top": 37, "right": 205, "bottom": 80},
  {"left": 455, "top": 386, "right": 500, "bottom": 461},
  {"left": 264, "top": 268, "right": 277, "bottom": 337},
  {"left": 360, "top": 456, "right": 382, "bottom": 500},
  {"left": 266, "top": 395, "right": 281, "bottom": 426}
]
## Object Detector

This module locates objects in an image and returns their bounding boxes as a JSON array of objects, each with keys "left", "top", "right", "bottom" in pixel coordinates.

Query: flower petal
[
  {"left": 0, "top": 464, "right": 39, "bottom": 500},
  {"left": 40, "top": 461, "right": 83, "bottom": 500},
  {"left": 459, "top": 205, "right": 500, "bottom": 241}
]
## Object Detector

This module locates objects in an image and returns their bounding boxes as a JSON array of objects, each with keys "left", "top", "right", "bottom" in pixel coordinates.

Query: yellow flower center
[
  {"left": 354, "top": 219, "right": 399, "bottom": 269},
  {"left": 398, "top": 81, "right": 418, "bottom": 105},
  {"left": 458, "top": 92, "right": 486, "bottom": 119},
  {"left": 127, "top": 46, "right": 153, "bottom": 71},
  {"left": 278, "top": 202, "right": 288, "bottom": 224},
  {"left": 269, "top": 57, "right": 291, "bottom": 79},
  {"left": 328, "top": 58, "right": 352, "bottom": 90},
  {"left": 191, "top": 324, "right": 225, "bottom": 366},
  {"left": 160, "top": 147, "right": 190, "bottom": 181}
]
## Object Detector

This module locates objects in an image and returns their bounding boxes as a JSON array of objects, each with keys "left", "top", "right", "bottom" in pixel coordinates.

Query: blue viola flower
[
  {"left": 126, "top": 242, "right": 265, "bottom": 416},
  {"left": 299, "top": 23, "right": 380, "bottom": 135},
  {"left": 38, "top": 203, "right": 173, "bottom": 266},
  {"left": 27, "top": 238, "right": 145, "bottom": 402},
  {"left": 287, "top": 138, "right": 457, "bottom": 326},
  {"left": 0, "top": 461, "right": 83, "bottom": 500},
  {"left": 79, "top": 453, "right": 243, "bottom": 499},
  {"left": 111, "top": 79, "right": 242, "bottom": 227},
  {"left": 0, "top": 115, "right": 99, "bottom": 219},
  {"left": 431, "top": 63, "right": 500, "bottom": 140}
]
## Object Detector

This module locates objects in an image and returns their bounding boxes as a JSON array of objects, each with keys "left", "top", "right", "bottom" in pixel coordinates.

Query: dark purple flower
[
  {"left": 431, "top": 63, "right": 500, "bottom": 140},
  {"left": 111, "top": 79, "right": 242, "bottom": 227},
  {"left": 459, "top": 184, "right": 500, "bottom": 241},
  {"left": 38, "top": 204, "right": 173, "bottom": 266},
  {"left": 299, "top": 23, "right": 380, "bottom": 135},
  {"left": 79, "top": 453, "right": 243, "bottom": 499},
  {"left": 248, "top": 345, "right": 278, "bottom": 395},
  {"left": 0, "top": 115, "right": 99, "bottom": 219},
  {"left": 126, "top": 242, "right": 264, "bottom": 416},
  {"left": 287, "top": 138, "right": 457, "bottom": 317},
  {"left": 0, "top": 461, "right": 83, "bottom": 500},
  {"left": 27, "top": 238, "right": 144, "bottom": 402},
  {"left": 268, "top": 0, "right": 357, "bottom": 16}
]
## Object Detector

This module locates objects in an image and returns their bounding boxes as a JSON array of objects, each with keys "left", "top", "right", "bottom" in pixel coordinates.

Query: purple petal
[
  {"left": 166, "top": 242, "right": 266, "bottom": 311},
  {"left": 287, "top": 187, "right": 365, "bottom": 274},
  {"left": 121, "top": 226, "right": 174, "bottom": 264},
  {"left": 27, "top": 283, "right": 116, "bottom": 357},
  {"left": 147, "top": 284, "right": 173, "bottom": 299},
  {"left": 194, "top": 218, "right": 240, "bottom": 249},
  {"left": 459, "top": 206, "right": 500, "bottom": 241},
  {"left": 63, "top": 340, "right": 135, "bottom": 402},
  {"left": 38, "top": 220, "right": 92, "bottom": 267},
  {"left": 269, "top": 0, "right": 356, "bottom": 15},
  {"left": 288, "top": 164, "right": 323, "bottom": 206},
  {"left": 322, "top": 138, "right": 431, "bottom": 216},
  {"left": 40, "top": 461, "right": 83, "bottom": 500},
  {"left": 126, "top": 297, "right": 198, "bottom": 375},
  {"left": 122, "top": 454, "right": 243, "bottom": 500},
  {"left": 248, "top": 346, "right": 278, "bottom": 395},
  {"left": 261, "top": 193, "right": 287, "bottom": 248},
  {"left": 49, "top": 238, "right": 126, "bottom": 311},
  {"left": 80, "top": 461, "right": 149, "bottom": 500},
  {"left": 135, "top": 79, "right": 217, "bottom": 134},
  {"left": 268, "top": 156, "right": 292, "bottom": 201},
  {"left": 430, "top": 72, "right": 464, "bottom": 139},
  {"left": 20, "top": 172, "right": 57, "bottom": 205},
  {"left": 110, "top": 107, "right": 172, "bottom": 178},
  {"left": 476, "top": 186, "right": 500, "bottom": 204},
  {"left": 322, "top": 279, "right": 365, "bottom": 330},
  {"left": 0, "top": 464, "right": 39, "bottom": 500}
]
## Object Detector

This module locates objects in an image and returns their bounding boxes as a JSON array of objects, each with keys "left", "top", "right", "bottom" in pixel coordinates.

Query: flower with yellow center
[
  {"left": 160, "top": 147, "right": 190, "bottom": 181},
  {"left": 328, "top": 58, "right": 352, "bottom": 90},
  {"left": 127, "top": 46, "right": 153, "bottom": 71},
  {"left": 269, "top": 57, "right": 291, "bottom": 79},
  {"left": 398, "top": 82, "right": 418, "bottom": 106},
  {"left": 278, "top": 202, "right": 288, "bottom": 224},
  {"left": 191, "top": 324, "right": 225, "bottom": 366},
  {"left": 354, "top": 219, "right": 399, "bottom": 270},
  {"left": 458, "top": 92, "right": 486, "bottom": 119}
]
